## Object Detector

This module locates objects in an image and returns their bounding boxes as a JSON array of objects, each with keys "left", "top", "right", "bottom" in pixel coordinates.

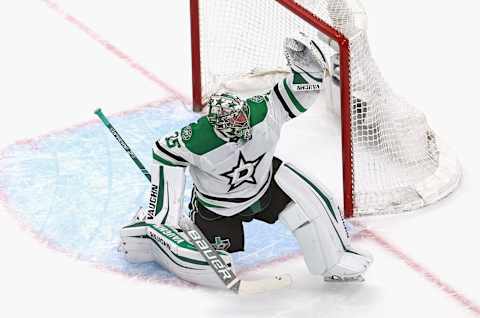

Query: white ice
[{"left": 0, "top": 1, "right": 479, "bottom": 317}]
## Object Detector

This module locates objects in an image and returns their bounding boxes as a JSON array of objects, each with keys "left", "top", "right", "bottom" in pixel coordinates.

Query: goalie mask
[{"left": 207, "top": 93, "right": 252, "bottom": 141}]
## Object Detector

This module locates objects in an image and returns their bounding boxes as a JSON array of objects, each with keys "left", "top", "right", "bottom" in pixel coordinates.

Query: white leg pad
[
  {"left": 119, "top": 237, "right": 154, "bottom": 263},
  {"left": 120, "top": 221, "right": 233, "bottom": 289},
  {"left": 119, "top": 218, "right": 154, "bottom": 263},
  {"left": 279, "top": 204, "right": 343, "bottom": 275},
  {"left": 275, "top": 163, "right": 370, "bottom": 277}
]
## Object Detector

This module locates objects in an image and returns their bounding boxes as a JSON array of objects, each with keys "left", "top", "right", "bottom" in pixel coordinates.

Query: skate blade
[{"left": 324, "top": 275, "right": 365, "bottom": 283}]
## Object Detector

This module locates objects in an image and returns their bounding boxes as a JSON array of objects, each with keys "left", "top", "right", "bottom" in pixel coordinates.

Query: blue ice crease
[{"left": 0, "top": 100, "right": 299, "bottom": 284}]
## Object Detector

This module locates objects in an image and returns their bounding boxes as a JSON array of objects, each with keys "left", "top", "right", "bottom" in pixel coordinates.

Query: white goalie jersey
[{"left": 152, "top": 73, "right": 324, "bottom": 219}]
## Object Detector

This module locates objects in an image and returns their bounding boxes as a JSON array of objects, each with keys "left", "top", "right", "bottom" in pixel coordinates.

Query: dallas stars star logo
[{"left": 221, "top": 152, "right": 266, "bottom": 192}]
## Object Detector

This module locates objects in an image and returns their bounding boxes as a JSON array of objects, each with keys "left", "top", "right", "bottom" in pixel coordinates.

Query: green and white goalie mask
[{"left": 207, "top": 93, "right": 252, "bottom": 141}]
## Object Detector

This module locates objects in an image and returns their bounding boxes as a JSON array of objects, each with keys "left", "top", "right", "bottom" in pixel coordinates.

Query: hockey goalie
[{"left": 119, "top": 34, "right": 372, "bottom": 289}]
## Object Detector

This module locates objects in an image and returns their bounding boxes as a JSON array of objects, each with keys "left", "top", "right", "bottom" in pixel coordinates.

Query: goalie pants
[{"left": 190, "top": 157, "right": 292, "bottom": 253}]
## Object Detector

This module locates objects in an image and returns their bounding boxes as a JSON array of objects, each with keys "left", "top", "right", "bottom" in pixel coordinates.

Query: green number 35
[{"left": 166, "top": 132, "right": 181, "bottom": 148}]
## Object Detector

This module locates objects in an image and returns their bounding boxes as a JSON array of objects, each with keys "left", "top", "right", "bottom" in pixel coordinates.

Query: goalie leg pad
[
  {"left": 278, "top": 203, "right": 343, "bottom": 275},
  {"left": 120, "top": 221, "right": 233, "bottom": 289},
  {"left": 275, "top": 163, "right": 371, "bottom": 277},
  {"left": 119, "top": 215, "right": 154, "bottom": 263},
  {"left": 118, "top": 237, "right": 154, "bottom": 263}
]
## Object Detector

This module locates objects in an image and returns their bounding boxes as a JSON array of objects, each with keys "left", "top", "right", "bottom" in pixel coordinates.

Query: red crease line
[{"left": 359, "top": 226, "right": 480, "bottom": 316}]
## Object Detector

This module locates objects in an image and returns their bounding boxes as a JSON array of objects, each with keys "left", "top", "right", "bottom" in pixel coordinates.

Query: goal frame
[{"left": 190, "top": 0, "right": 355, "bottom": 217}]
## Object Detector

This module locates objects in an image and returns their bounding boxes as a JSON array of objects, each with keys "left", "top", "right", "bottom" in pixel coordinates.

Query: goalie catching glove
[{"left": 284, "top": 32, "right": 327, "bottom": 92}]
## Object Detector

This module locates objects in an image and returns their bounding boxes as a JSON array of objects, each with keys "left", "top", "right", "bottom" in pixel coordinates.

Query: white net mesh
[{"left": 195, "top": 0, "right": 461, "bottom": 216}]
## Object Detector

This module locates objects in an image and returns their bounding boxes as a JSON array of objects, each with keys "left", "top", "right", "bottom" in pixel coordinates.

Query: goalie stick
[{"left": 94, "top": 108, "right": 292, "bottom": 294}]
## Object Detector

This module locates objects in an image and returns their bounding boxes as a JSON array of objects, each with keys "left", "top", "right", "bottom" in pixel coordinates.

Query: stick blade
[{"left": 237, "top": 274, "right": 292, "bottom": 295}]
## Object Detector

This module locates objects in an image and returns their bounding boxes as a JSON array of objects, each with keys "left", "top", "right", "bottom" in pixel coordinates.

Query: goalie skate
[{"left": 323, "top": 247, "right": 372, "bottom": 282}]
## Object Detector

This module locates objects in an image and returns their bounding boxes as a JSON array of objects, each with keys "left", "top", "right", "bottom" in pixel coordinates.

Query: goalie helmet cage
[{"left": 190, "top": 0, "right": 461, "bottom": 218}]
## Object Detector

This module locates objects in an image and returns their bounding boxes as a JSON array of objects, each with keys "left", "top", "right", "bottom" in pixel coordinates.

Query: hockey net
[{"left": 190, "top": 0, "right": 461, "bottom": 217}]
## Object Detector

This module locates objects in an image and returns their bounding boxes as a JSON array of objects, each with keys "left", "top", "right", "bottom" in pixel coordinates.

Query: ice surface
[{"left": 1, "top": 0, "right": 479, "bottom": 317}]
